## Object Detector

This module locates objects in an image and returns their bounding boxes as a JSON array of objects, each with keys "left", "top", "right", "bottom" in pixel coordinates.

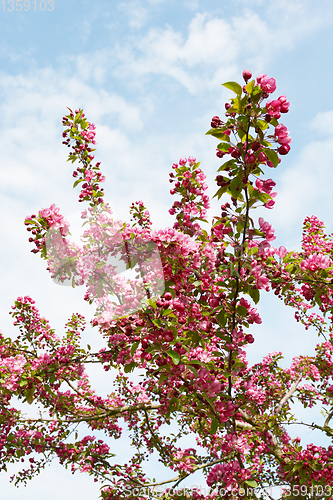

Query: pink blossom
[
  {"left": 278, "top": 95, "right": 290, "bottom": 113},
  {"left": 276, "top": 246, "right": 288, "bottom": 258},
  {"left": 85, "top": 170, "right": 94, "bottom": 182},
  {"left": 256, "top": 274, "right": 270, "bottom": 291},
  {"left": 259, "top": 75, "right": 276, "bottom": 94},
  {"left": 266, "top": 99, "right": 281, "bottom": 119},
  {"left": 300, "top": 253, "right": 332, "bottom": 272},
  {"left": 275, "top": 124, "right": 292, "bottom": 146}
]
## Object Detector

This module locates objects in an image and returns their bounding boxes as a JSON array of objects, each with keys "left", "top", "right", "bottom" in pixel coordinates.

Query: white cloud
[
  {"left": 118, "top": 1, "right": 149, "bottom": 29},
  {"left": 110, "top": 5, "right": 333, "bottom": 94},
  {"left": 311, "top": 110, "right": 333, "bottom": 136}
]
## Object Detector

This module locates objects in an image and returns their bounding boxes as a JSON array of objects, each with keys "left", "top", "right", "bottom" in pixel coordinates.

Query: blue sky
[{"left": 1, "top": 0, "right": 333, "bottom": 498}]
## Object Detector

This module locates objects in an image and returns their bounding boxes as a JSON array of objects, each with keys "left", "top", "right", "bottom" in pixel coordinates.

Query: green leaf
[
  {"left": 249, "top": 287, "right": 260, "bottom": 304},
  {"left": 187, "top": 365, "right": 198, "bottom": 377},
  {"left": 263, "top": 148, "right": 279, "bottom": 168},
  {"left": 251, "top": 87, "right": 262, "bottom": 104},
  {"left": 245, "top": 480, "right": 258, "bottom": 488},
  {"left": 228, "top": 95, "right": 242, "bottom": 113},
  {"left": 315, "top": 291, "right": 322, "bottom": 307},
  {"left": 205, "top": 129, "right": 231, "bottom": 141},
  {"left": 256, "top": 119, "right": 269, "bottom": 131},
  {"left": 299, "top": 468, "right": 306, "bottom": 483},
  {"left": 167, "top": 349, "right": 180, "bottom": 365},
  {"left": 217, "top": 142, "right": 231, "bottom": 152},
  {"left": 162, "top": 308, "right": 177, "bottom": 318},
  {"left": 270, "top": 117, "right": 279, "bottom": 127},
  {"left": 217, "top": 158, "right": 236, "bottom": 172},
  {"left": 124, "top": 362, "right": 136, "bottom": 373},
  {"left": 130, "top": 341, "right": 140, "bottom": 357},
  {"left": 291, "top": 462, "right": 304, "bottom": 473},
  {"left": 247, "top": 246, "right": 258, "bottom": 256},
  {"left": 245, "top": 79, "right": 255, "bottom": 94},
  {"left": 236, "top": 305, "right": 248, "bottom": 316},
  {"left": 212, "top": 186, "right": 229, "bottom": 200},
  {"left": 210, "top": 418, "right": 219, "bottom": 434},
  {"left": 229, "top": 176, "right": 242, "bottom": 199},
  {"left": 25, "top": 387, "right": 34, "bottom": 405},
  {"left": 222, "top": 81, "right": 243, "bottom": 96},
  {"left": 216, "top": 310, "right": 226, "bottom": 327}
]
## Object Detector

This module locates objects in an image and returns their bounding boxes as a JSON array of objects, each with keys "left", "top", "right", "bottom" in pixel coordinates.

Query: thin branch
[
  {"left": 20, "top": 403, "right": 162, "bottom": 424},
  {"left": 275, "top": 373, "right": 303, "bottom": 415},
  {"left": 324, "top": 409, "right": 333, "bottom": 428}
]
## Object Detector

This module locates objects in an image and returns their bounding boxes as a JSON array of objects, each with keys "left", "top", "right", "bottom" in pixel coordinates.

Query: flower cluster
[
  {"left": 169, "top": 156, "right": 210, "bottom": 236},
  {"left": 62, "top": 108, "right": 105, "bottom": 205},
  {"left": 129, "top": 201, "right": 152, "bottom": 230}
]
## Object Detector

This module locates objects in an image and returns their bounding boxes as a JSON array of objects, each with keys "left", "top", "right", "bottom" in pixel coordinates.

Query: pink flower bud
[
  {"left": 242, "top": 69, "right": 252, "bottom": 82},
  {"left": 211, "top": 116, "right": 222, "bottom": 128},
  {"left": 257, "top": 152, "right": 267, "bottom": 163},
  {"left": 245, "top": 153, "right": 256, "bottom": 165},
  {"left": 251, "top": 141, "right": 261, "bottom": 152},
  {"left": 209, "top": 297, "right": 219, "bottom": 308},
  {"left": 278, "top": 144, "right": 291, "bottom": 155}
]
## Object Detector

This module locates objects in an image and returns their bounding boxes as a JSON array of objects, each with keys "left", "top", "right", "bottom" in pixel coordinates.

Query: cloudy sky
[{"left": 1, "top": 0, "right": 333, "bottom": 497}]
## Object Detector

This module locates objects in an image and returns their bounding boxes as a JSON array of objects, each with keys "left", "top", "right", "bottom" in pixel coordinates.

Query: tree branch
[{"left": 275, "top": 373, "right": 303, "bottom": 415}]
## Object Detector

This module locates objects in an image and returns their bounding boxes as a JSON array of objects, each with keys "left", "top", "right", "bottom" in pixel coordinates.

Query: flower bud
[
  {"left": 278, "top": 145, "right": 291, "bottom": 155},
  {"left": 242, "top": 69, "right": 252, "bottom": 82}
]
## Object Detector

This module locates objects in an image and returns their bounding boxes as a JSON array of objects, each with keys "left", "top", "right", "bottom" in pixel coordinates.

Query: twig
[{"left": 275, "top": 373, "right": 303, "bottom": 415}]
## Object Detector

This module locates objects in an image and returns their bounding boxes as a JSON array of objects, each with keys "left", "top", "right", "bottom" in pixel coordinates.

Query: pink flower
[
  {"left": 266, "top": 99, "right": 281, "bottom": 119},
  {"left": 85, "top": 170, "right": 94, "bottom": 182},
  {"left": 278, "top": 95, "right": 290, "bottom": 113},
  {"left": 179, "top": 158, "right": 187, "bottom": 165},
  {"left": 256, "top": 274, "right": 270, "bottom": 291},
  {"left": 256, "top": 73, "right": 266, "bottom": 84},
  {"left": 276, "top": 246, "right": 288, "bottom": 258},
  {"left": 275, "top": 124, "right": 291, "bottom": 144},
  {"left": 264, "top": 199, "right": 275, "bottom": 209},
  {"left": 259, "top": 75, "right": 276, "bottom": 94}
]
